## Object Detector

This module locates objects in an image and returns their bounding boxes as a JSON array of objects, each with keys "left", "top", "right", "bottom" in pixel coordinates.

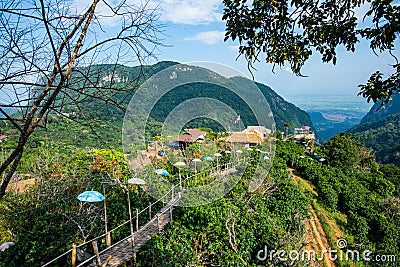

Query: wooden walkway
[
  {"left": 43, "top": 160, "right": 242, "bottom": 267},
  {"left": 84, "top": 196, "right": 180, "bottom": 267}
]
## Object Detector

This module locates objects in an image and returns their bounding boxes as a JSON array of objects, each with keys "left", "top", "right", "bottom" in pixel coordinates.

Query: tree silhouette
[
  {"left": 223, "top": 0, "right": 399, "bottom": 106},
  {"left": 0, "top": 0, "right": 162, "bottom": 198}
]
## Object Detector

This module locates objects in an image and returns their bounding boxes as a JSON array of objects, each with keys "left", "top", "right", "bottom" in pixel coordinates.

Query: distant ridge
[
  {"left": 61, "top": 61, "right": 313, "bottom": 133},
  {"left": 360, "top": 94, "right": 400, "bottom": 124},
  {"left": 349, "top": 113, "right": 400, "bottom": 166},
  {"left": 347, "top": 93, "right": 400, "bottom": 165}
]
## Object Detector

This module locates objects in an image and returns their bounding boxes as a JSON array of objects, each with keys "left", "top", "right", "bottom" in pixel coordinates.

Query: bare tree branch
[{"left": 0, "top": 0, "right": 163, "bottom": 198}]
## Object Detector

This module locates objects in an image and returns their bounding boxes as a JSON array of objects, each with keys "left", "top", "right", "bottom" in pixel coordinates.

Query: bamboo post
[
  {"left": 106, "top": 232, "right": 111, "bottom": 248},
  {"left": 92, "top": 241, "right": 101, "bottom": 266},
  {"left": 149, "top": 202, "right": 152, "bottom": 220},
  {"left": 170, "top": 206, "right": 173, "bottom": 222},
  {"left": 136, "top": 208, "right": 139, "bottom": 231},
  {"left": 72, "top": 244, "right": 77, "bottom": 267},
  {"left": 171, "top": 186, "right": 174, "bottom": 201},
  {"left": 157, "top": 215, "right": 160, "bottom": 234},
  {"left": 103, "top": 185, "right": 110, "bottom": 247},
  {"left": 127, "top": 189, "right": 134, "bottom": 237}
]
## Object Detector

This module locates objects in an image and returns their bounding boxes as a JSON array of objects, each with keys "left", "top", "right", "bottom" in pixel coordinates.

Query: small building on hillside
[
  {"left": 293, "top": 126, "right": 315, "bottom": 140},
  {"left": 242, "top": 126, "right": 271, "bottom": 139},
  {"left": 221, "top": 132, "right": 263, "bottom": 147},
  {"left": 293, "top": 126, "right": 315, "bottom": 150},
  {"left": 172, "top": 129, "right": 207, "bottom": 150}
]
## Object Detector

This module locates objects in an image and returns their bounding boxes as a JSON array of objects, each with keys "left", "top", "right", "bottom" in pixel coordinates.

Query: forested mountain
[
  {"left": 349, "top": 113, "right": 400, "bottom": 166},
  {"left": 18, "top": 61, "right": 313, "bottom": 148},
  {"left": 347, "top": 94, "right": 400, "bottom": 166},
  {"left": 68, "top": 61, "right": 313, "bottom": 132},
  {"left": 360, "top": 94, "right": 400, "bottom": 124}
]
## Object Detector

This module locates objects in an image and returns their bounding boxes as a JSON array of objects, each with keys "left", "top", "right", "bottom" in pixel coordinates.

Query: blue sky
[
  {"left": 134, "top": 0, "right": 397, "bottom": 108},
  {"left": 1, "top": 0, "right": 396, "bottom": 110}
]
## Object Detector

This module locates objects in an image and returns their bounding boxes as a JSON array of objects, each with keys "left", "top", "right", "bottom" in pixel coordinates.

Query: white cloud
[
  {"left": 71, "top": 0, "right": 129, "bottom": 27},
  {"left": 184, "top": 31, "right": 226, "bottom": 45},
  {"left": 72, "top": 0, "right": 223, "bottom": 26},
  {"left": 157, "top": 0, "right": 223, "bottom": 25}
]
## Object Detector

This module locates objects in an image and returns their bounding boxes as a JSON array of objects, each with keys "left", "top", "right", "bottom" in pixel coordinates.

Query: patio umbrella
[
  {"left": 192, "top": 158, "right": 202, "bottom": 174},
  {"left": 127, "top": 177, "right": 146, "bottom": 185},
  {"left": 235, "top": 149, "right": 243, "bottom": 161},
  {"left": 174, "top": 161, "right": 186, "bottom": 167},
  {"left": 174, "top": 162, "right": 186, "bottom": 188},
  {"left": 0, "top": 242, "right": 14, "bottom": 252},
  {"left": 203, "top": 156, "right": 213, "bottom": 161},
  {"left": 155, "top": 169, "right": 169, "bottom": 176},
  {"left": 76, "top": 191, "right": 105, "bottom": 203}
]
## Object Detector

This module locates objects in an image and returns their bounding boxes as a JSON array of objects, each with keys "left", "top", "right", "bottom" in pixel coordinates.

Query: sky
[
  {"left": 1, "top": 0, "right": 397, "bottom": 111},
  {"left": 134, "top": 0, "right": 397, "bottom": 109}
]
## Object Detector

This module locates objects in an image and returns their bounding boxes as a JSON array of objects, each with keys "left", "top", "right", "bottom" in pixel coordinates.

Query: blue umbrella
[
  {"left": 155, "top": 168, "right": 169, "bottom": 176},
  {"left": 77, "top": 191, "right": 105, "bottom": 203},
  {"left": 203, "top": 156, "right": 213, "bottom": 161},
  {"left": 263, "top": 155, "right": 270, "bottom": 160}
]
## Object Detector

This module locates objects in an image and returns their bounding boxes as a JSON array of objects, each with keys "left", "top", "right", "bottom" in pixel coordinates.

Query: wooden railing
[{"left": 41, "top": 157, "right": 246, "bottom": 267}]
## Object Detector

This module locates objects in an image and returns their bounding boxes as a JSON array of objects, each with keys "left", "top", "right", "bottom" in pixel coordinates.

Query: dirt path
[
  {"left": 306, "top": 205, "right": 336, "bottom": 267},
  {"left": 289, "top": 168, "right": 336, "bottom": 267}
]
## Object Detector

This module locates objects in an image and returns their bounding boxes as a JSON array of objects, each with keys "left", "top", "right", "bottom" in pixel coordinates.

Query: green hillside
[
  {"left": 13, "top": 61, "right": 313, "bottom": 150},
  {"left": 360, "top": 94, "right": 400, "bottom": 124},
  {"left": 349, "top": 113, "right": 400, "bottom": 166},
  {"left": 2, "top": 136, "right": 399, "bottom": 266},
  {"left": 65, "top": 62, "right": 313, "bottom": 133}
]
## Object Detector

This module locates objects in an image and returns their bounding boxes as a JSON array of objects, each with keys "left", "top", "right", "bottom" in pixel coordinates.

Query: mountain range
[
  {"left": 62, "top": 61, "right": 313, "bottom": 131},
  {"left": 360, "top": 94, "right": 400, "bottom": 124},
  {"left": 349, "top": 94, "right": 400, "bottom": 166},
  {"left": 12, "top": 61, "right": 313, "bottom": 149}
]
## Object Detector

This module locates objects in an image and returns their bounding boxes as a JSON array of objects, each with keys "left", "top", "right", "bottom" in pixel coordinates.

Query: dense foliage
[
  {"left": 1, "top": 131, "right": 399, "bottom": 266},
  {"left": 296, "top": 135, "right": 400, "bottom": 265},
  {"left": 137, "top": 142, "right": 310, "bottom": 266},
  {"left": 349, "top": 113, "right": 400, "bottom": 166},
  {"left": 0, "top": 148, "right": 155, "bottom": 266},
  {"left": 222, "top": 0, "right": 400, "bottom": 105},
  {"left": 321, "top": 133, "right": 377, "bottom": 172}
]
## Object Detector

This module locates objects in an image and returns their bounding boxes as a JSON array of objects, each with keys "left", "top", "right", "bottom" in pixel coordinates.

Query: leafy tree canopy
[
  {"left": 222, "top": 0, "right": 400, "bottom": 105},
  {"left": 321, "top": 133, "right": 377, "bottom": 172}
]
